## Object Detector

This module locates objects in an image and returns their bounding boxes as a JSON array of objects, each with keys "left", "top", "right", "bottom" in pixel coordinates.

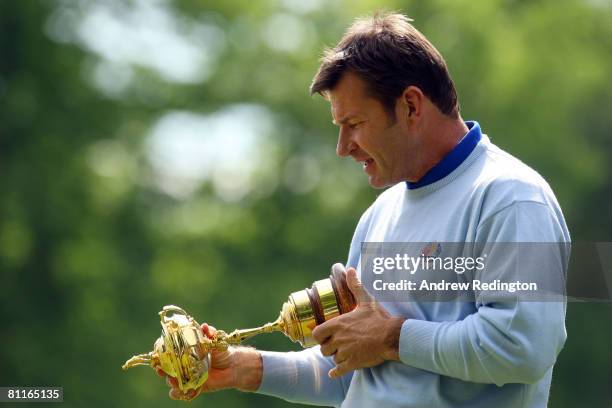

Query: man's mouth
[{"left": 363, "top": 158, "right": 374, "bottom": 168}]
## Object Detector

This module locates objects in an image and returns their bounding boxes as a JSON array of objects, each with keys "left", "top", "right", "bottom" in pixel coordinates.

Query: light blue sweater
[{"left": 257, "top": 122, "right": 570, "bottom": 407}]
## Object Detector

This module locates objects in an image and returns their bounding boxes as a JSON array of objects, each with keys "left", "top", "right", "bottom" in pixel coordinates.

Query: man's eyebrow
[{"left": 332, "top": 115, "right": 356, "bottom": 126}]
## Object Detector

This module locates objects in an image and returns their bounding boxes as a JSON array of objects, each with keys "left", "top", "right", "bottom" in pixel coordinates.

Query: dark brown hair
[{"left": 310, "top": 12, "right": 459, "bottom": 118}]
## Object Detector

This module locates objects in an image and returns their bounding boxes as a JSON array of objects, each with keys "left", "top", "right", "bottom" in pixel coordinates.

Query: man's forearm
[
  {"left": 398, "top": 301, "right": 566, "bottom": 385},
  {"left": 256, "top": 347, "right": 350, "bottom": 406},
  {"left": 233, "top": 347, "right": 263, "bottom": 392}
]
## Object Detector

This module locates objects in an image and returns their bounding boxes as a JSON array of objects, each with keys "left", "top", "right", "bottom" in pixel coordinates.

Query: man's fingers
[
  {"left": 202, "top": 323, "right": 217, "bottom": 339},
  {"left": 346, "top": 267, "right": 373, "bottom": 304},
  {"left": 169, "top": 388, "right": 192, "bottom": 401},
  {"left": 329, "top": 360, "right": 353, "bottom": 379},
  {"left": 312, "top": 321, "right": 335, "bottom": 344},
  {"left": 169, "top": 388, "right": 184, "bottom": 400},
  {"left": 169, "top": 387, "right": 199, "bottom": 401},
  {"left": 157, "top": 367, "right": 179, "bottom": 390},
  {"left": 166, "top": 376, "right": 178, "bottom": 387},
  {"left": 333, "top": 351, "right": 348, "bottom": 365},
  {"left": 333, "top": 354, "right": 344, "bottom": 365},
  {"left": 319, "top": 340, "right": 337, "bottom": 357}
]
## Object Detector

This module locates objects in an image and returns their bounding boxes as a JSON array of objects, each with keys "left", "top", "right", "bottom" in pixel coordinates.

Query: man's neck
[{"left": 410, "top": 116, "right": 469, "bottom": 183}]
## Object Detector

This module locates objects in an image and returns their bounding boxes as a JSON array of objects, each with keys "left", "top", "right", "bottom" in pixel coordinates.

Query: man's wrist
[
  {"left": 382, "top": 317, "right": 405, "bottom": 361},
  {"left": 233, "top": 347, "right": 263, "bottom": 392}
]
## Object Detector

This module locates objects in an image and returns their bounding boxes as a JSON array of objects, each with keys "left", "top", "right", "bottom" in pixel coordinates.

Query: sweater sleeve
[
  {"left": 254, "top": 206, "right": 374, "bottom": 405},
  {"left": 398, "top": 201, "right": 569, "bottom": 386},
  {"left": 256, "top": 347, "right": 353, "bottom": 406}
]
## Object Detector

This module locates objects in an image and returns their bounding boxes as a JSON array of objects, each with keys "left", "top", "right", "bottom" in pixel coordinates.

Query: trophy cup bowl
[
  {"left": 123, "top": 263, "right": 356, "bottom": 394},
  {"left": 122, "top": 305, "right": 212, "bottom": 393}
]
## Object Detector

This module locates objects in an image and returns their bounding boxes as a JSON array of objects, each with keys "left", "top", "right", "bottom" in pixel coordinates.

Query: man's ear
[{"left": 400, "top": 86, "right": 424, "bottom": 120}]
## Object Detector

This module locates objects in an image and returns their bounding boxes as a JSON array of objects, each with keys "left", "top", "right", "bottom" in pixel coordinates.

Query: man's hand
[
  {"left": 312, "top": 267, "right": 405, "bottom": 379},
  {"left": 157, "top": 323, "right": 263, "bottom": 401}
]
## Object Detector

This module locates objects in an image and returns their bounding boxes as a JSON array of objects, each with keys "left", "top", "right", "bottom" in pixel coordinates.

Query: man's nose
[{"left": 336, "top": 127, "right": 356, "bottom": 157}]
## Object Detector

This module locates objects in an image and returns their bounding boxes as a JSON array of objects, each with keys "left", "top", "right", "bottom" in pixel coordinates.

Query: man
[{"left": 162, "top": 12, "right": 569, "bottom": 407}]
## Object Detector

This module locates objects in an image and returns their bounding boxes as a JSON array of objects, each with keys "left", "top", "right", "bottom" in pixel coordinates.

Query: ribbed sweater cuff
[{"left": 398, "top": 319, "right": 439, "bottom": 370}]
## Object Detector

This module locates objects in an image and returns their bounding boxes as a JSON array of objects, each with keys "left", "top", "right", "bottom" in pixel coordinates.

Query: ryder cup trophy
[{"left": 122, "top": 263, "right": 355, "bottom": 394}]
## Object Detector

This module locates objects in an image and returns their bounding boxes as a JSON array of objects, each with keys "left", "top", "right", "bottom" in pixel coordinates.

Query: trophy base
[{"left": 280, "top": 263, "right": 356, "bottom": 347}]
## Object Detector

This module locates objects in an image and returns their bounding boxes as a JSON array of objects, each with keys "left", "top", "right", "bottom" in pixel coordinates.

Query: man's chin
[{"left": 368, "top": 177, "right": 392, "bottom": 189}]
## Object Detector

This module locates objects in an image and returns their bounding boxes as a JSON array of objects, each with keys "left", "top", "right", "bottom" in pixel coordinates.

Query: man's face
[
  {"left": 329, "top": 72, "right": 418, "bottom": 188},
  {"left": 329, "top": 72, "right": 419, "bottom": 188}
]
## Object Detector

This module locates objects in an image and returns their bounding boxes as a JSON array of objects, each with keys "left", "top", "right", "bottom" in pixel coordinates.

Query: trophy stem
[
  {"left": 122, "top": 352, "right": 155, "bottom": 370},
  {"left": 223, "top": 315, "right": 285, "bottom": 345}
]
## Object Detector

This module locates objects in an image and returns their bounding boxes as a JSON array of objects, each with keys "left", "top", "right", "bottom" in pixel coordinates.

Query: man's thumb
[{"left": 346, "top": 267, "right": 372, "bottom": 304}]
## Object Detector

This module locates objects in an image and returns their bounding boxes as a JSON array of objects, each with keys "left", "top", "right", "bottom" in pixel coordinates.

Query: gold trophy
[{"left": 122, "top": 263, "right": 355, "bottom": 394}]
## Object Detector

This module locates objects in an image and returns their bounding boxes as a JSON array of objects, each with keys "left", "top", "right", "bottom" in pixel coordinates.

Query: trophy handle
[
  {"left": 159, "top": 304, "right": 202, "bottom": 331},
  {"left": 159, "top": 305, "right": 189, "bottom": 319},
  {"left": 330, "top": 263, "right": 356, "bottom": 313},
  {"left": 122, "top": 352, "right": 155, "bottom": 370}
]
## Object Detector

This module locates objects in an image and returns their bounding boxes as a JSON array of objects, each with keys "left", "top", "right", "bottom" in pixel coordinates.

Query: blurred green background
[{"left": 1, "top": 0, "right": 611, "bottom": 406}]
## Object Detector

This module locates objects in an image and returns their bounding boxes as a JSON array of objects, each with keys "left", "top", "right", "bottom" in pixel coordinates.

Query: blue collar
[{"left": 406, "top": 121, "right": 482, "bottom": 190}]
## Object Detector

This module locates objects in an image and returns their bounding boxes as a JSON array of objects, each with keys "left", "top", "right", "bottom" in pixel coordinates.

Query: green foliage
[{"left": 1, "top": 0, "right": 611, "bottom": 406}]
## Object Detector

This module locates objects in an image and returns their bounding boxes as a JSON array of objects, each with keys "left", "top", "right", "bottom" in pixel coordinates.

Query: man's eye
[{"left": 349, "top": 122, "right": 361, "bottom": 129}]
